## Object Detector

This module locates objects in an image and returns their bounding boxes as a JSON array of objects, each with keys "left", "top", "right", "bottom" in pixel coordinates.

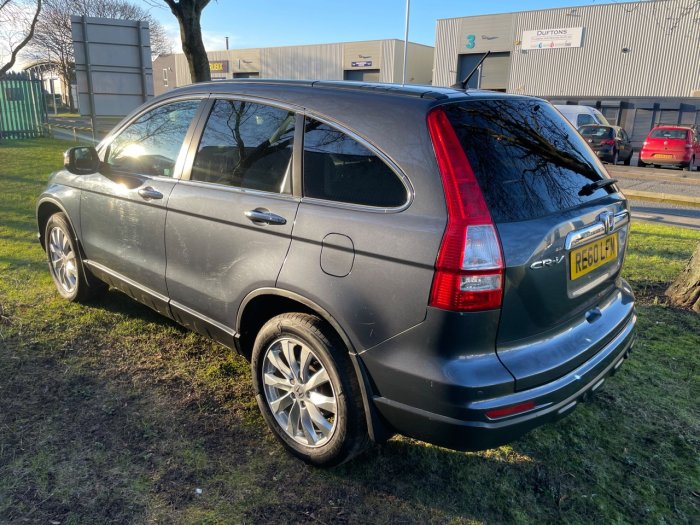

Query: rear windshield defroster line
[{"left": 443, "top": 99, "right": 615, "bottom": 223}]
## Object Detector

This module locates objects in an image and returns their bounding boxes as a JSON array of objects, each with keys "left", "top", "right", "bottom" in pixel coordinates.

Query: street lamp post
[{"left": 402, "top": 0, "right": 410, "bottom": 86}]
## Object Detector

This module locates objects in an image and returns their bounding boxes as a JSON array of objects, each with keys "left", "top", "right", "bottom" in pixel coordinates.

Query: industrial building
[
  {"left": 433, "top": 0, "right": 700, "bottom": 144},
  {"left": 153, "top": 39, "right": 434, "bottom": 96}
]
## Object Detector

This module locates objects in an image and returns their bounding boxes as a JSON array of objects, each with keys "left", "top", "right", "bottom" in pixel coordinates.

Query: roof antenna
[{"left": 459, "top": 50, "right": 491, "bottom": 90}]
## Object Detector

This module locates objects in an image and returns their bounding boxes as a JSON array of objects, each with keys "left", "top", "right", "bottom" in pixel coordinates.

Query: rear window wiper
[{"left": 578, "top": 178, "right": 618, "bottom": 196}]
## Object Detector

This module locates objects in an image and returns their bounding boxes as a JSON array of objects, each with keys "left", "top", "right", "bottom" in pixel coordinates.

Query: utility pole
[{"left": 402, "top": 0, "right": 410, "bottom": 85}]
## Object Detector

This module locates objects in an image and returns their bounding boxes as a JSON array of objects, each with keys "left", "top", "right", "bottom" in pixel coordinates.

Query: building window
[{"left": 163, "top": 68, "right": 168, "bottom": 87}]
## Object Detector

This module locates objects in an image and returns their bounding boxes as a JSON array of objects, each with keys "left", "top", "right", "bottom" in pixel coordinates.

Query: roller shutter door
[
  {"left": 631, "top": 109, "right": 654, "bottom": 146},
  {"left": 457, "top": 52, "right": 510, "bottom": 91},
  {"left": 344, "top": 69, "right": 380, "bottom": 82}
]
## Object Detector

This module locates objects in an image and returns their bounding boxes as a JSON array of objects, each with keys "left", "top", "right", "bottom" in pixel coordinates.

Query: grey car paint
[
  {"left": 164, "top": 180, "right": 300, "bottom": 331},
  {"left": 79, "top": 171, "right": 178, "bottom": 298},
  {"left": 37, "top": 80, "right": 636, "bottom": 453}
]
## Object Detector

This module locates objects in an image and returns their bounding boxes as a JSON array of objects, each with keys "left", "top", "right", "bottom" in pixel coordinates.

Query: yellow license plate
[
  {"left": 654, "top": 154, "right": 673, "bottom": 159},
  {"left": 570, "top": 233, "right": 619, "bottom": 280}
]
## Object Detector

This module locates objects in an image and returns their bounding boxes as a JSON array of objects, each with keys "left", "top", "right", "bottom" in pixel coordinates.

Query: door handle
[
  {"left": 245, "top": 209, "right": 287, "bottom": 225},
  {"left": 138, "top": 186, "right": 163, "bottom": 200}
]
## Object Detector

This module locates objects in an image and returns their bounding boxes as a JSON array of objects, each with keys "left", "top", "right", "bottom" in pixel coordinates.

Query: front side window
[
  {"left": 190, "top": 100, "right": 295, "bottom": 194},
  {"left": 106, "top": 100, "right": 200, "bottom": 177},
  {"left": 302, "top": 118, "right": 407, "bottom": 207}
]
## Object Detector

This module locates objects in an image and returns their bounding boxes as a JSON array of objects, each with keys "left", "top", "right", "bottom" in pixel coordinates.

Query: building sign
[
  {"left": 351, "top": 60, "right": 372, "bottom": 67},
  {"left": 522, "top": 27, "right": 583, "bottom": 50},
  {"left": 209, "top": 60, "right": 230, "bottom": 73}
]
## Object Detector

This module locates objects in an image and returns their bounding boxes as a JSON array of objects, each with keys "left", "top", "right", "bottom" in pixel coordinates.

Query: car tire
[
  {"left": 637, "top": 158, "right": 646, "bottom": 167},
  {"left": 624, "top": 151, "right": 632, "bottom": 166},
  {"left": 611, "top": 149, "right": 619, "bottom": 165},
  {"left": 251, "top": 313, "right": 369, "bottom": 467},
  {"left": 45, "top": 213, "right": 107, "bottom": 302}
]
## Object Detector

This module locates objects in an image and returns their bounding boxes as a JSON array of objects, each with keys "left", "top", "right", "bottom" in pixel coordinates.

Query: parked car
[
  {"left": 579, "top": 124, "right": 634, "bottom": 165},
  {"left": 37, "top": 81, "right": 636, "bottom": 466},
  {"left": 638, "top": 125, "right": 699, "bottom": 170},
  {"left": 554, "top": 104, "right": 609, "bottom": 128}
]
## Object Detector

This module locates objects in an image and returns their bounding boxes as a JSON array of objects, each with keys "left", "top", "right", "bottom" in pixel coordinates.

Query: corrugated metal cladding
[
  {"left": 434, "top": 0, "right": 700, "bottom": 98},
  {"left": 155, "top": 39, "right": 434, "bottom": 94},
  {"left": 510, "top": 0, "right": 700, "bottom": 97},
  {"left": 262, "top": 43, "right": 343, "bottom": 80}
]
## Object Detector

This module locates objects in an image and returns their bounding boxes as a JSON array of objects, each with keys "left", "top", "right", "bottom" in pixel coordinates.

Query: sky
[{"left": 139, "top": 0, "right": 607, "bottom": 53}]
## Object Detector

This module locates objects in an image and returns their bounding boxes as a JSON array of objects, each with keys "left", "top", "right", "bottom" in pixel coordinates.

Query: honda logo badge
[{"left": 599, "top": 211, "right": 614, "bottom": 234}]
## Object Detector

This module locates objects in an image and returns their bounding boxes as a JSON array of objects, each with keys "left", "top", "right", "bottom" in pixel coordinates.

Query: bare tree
[
  {"left": 162, "top": 0, "right": 211, "bottom": 82},
  {"left": 0, "top": 0, "right": 42, "bottom": 76},
  {"left": 27, "top": 0, "right": 171, "bottom": 108}
]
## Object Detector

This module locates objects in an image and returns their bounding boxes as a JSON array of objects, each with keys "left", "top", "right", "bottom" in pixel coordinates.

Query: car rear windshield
[
  {"left": 580, "top": 126, "right": 613, "bottom": 138},
  {"left": 443, "top": 99, "right": 614, "bottom": 223},
  {"left": 650, "top": 129, "right": 688, "bottom": 140}
]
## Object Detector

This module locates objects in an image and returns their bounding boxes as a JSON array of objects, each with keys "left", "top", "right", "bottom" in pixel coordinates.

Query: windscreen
[{"left": 443, "top": 99, "right": 615, "bottom": 223}]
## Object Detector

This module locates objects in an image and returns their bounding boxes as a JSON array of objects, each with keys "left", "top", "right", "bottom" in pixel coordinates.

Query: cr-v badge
[{"left": 530, "top": 255, "right": 565, "bottom": 269}]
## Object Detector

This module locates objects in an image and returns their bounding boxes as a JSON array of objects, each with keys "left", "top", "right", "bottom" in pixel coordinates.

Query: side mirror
[{"left": 64, "top": 146, "right": 101, "bottom": 175}]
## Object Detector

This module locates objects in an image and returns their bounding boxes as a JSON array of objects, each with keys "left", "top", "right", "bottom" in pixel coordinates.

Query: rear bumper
[
  {"left": 360, "top": 283, "right": 636, "bottom": 451},
  {"left": 640, "top": 151, "right": 691, "bottom": 166},
  {"left": 371, "top": 312, "right": 634, "bottom": 450}
]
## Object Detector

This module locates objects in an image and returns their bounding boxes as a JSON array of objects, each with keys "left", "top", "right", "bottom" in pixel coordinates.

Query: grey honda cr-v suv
[{"left": 37, "top": 80, "right": 636, "bottom": 466}]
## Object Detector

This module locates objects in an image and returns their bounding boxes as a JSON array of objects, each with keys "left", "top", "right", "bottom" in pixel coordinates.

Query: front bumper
[{"left": 360, "top": 284, "right": 636, "bottom": 451}]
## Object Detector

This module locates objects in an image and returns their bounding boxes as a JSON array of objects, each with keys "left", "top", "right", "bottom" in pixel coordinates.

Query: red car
[{"left": 639, "top": 125, "right": 699, "bottom": 170}]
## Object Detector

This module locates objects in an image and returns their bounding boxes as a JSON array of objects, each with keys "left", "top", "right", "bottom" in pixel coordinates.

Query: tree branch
[{"left": 0, "top": 0, "right": 42, "bottom": 76}]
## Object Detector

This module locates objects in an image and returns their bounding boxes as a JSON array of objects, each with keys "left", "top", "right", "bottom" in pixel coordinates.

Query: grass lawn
[{"left": 1, "top": 138, "right": 699, "bottom": 524}]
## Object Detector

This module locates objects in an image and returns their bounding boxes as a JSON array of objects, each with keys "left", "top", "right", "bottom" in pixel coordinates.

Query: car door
[
  {"left": 621, "top": 128, "right": 633, "bottom": 160},
  {"left": 164, "top": 98, "right": 300, "bottom": 339},
  {"left": 615, "top": 128, "right": 626, "bottom": 158},
  {"left": 80, "top": 98, "right": 204, "bottom": 312}
]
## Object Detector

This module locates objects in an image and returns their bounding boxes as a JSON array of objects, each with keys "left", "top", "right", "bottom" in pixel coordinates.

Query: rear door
[
  {"left": 164, "top": 98, "right": 299, "bottom": 336},
  {"left": 443, "top": 99, "right": 631, "bottom": 389}
]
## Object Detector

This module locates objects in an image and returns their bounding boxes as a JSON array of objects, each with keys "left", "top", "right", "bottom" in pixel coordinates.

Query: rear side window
[
  {"left": 302, "top": 118, "right": 407, "bottom": 207},
  {"left": 649, "top": 129, "right": 689, "bottom": 140},
  {"left": 444, "top": 99, "right": 614, "bottom": 223},
  {"left": 191, "top": 100, "right": 295, "bottom": 193}
]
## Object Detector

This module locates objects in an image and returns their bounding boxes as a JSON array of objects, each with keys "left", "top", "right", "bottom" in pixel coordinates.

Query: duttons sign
[{"left": 522, "top": 27, "right": 584, "bottom": 50}]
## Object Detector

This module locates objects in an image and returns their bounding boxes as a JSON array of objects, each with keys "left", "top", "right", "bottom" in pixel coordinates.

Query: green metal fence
[{"left": 0, "top": 72, "right": 47, "bottom": 140}]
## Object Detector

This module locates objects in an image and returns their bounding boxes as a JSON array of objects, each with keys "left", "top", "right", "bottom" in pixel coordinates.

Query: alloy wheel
[
  {"left": 48, "top": 226, "right": 78, "bottom": 294},
  {"left": 261, "top": 337, "right": 338, "bottom": 447}
]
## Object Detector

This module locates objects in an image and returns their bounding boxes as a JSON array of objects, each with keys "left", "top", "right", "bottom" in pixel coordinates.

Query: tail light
[
  {"left": 426, "top": 107, "right": 504, "bottom": 312},
  {"left": 601, "top": 139, "right": 616, "bottom": 146}
]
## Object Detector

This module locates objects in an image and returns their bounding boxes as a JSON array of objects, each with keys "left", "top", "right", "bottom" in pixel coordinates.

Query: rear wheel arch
[
  {"left": 236, "top": 289, "right": 356, "bottom": 360},
  {"left": 236, "top": 288, "right": 392, "bottom": 444}
]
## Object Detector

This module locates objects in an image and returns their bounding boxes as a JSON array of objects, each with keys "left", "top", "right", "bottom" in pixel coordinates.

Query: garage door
[
  {"left": 630, "top": 109, "right": 654, "bottom": 146},
  {"left": 344, "top": 69, "right": 380, "bottom": 82},
  {"left": 457, "top": 52, "right": 510, "bottom": 91},
  {"left": 657, "top": 110, "right": 679, "bottom": 125}
]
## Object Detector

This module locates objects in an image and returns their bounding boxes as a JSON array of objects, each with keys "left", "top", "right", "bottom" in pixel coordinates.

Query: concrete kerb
[{"left": 622, "top": 189, "right": 700, "bottom": 208}]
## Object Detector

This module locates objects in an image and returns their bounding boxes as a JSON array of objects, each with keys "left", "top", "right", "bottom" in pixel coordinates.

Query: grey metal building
[
  {"left": 434, "top": 0, "right": 700, "bottom": 98},
  {"left": 153, "top": 39, "right": 434, "bottom": 96}
]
